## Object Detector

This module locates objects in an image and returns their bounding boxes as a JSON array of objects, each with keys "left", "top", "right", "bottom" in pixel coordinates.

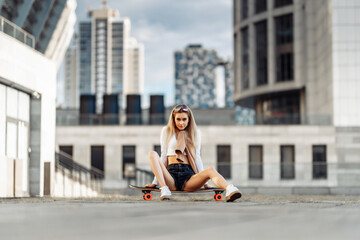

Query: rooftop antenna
[{"left": 102, "top": 0, "right": 107, "bottom": 8}]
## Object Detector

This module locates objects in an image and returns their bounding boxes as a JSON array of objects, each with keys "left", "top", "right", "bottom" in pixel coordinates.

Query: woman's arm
[{"left": 195, "top": 129, "right": 204, "bottom": 172}]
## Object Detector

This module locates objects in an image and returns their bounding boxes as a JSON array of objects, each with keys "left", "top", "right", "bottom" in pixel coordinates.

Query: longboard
[{"left": 129, "top": 185, "right": 225, "bottom": 201}]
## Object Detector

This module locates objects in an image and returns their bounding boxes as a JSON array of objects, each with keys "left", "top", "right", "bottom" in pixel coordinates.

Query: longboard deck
[
  {"left": 129, "top": 185, "right": 225, "bottom": 193},
  {"left": 129, "top": 184, "right": 225, "bottom": 201}
]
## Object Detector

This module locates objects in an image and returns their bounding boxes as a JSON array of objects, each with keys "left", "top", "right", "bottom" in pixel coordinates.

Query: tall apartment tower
[
  {"left": 175, "top": 44, "right": 218, "bottom": 108},
  {"left": 125, "top": 38, "right": 144, "bottom": 95},
  {"left": 0, "top": 0, "right": 77, "bottom": 69},
  {"left": 218, "top": 60, "right": 234, "bottom": 108},
  {"left": 64, "top": 36, "right": 78, "bottom": 108},
  {"left": 77, "top": 2, "right": 143, "bottom": 112}
]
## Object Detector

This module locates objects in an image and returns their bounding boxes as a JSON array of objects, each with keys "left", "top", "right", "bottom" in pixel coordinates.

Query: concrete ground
[{"left": 1, "top": 194, "right": 360, "bottom": 240}]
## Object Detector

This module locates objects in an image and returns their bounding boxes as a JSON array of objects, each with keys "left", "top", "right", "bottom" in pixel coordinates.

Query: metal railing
[
  {"left": 56, "top": 110, "right": 333, "bottom": 126},
  {"left": 56, "top": 112, "right": 167, "bottom": 126},
  {"left": 56, "top": 151, "right": 104, "bottom": 179},
  {"left": 133, "top": 161, "right": 353, "bottom": 185},
  {"left": 0, "top": 16, "right": 35, "bottom": 48},
  {"left": 55, "top": 151, "right": 104, "bottom": 194},
  {"left": 255, "top": 114, "right": 332, "bottom": 125},
  {"left": 135, "top": 168, "right": 154, "bottom": 187}
]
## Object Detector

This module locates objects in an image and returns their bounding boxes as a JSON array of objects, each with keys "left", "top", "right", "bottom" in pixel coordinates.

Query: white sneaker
[
  {"left": 225, "top": 184, "right": 242, "bottom": 202},
  {"left": 160, "top": 186, "right": 171, "bottom": 200}
]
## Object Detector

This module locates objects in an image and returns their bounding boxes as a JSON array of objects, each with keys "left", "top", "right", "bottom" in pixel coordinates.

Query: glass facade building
[
  {"left": 233, "top": 0, "right": 349, "bottom": 126},
  {"left": 79, "top": 22, "right": 92, "bottom": 95},
  {"left": 232, "top": 0, "right": 360, "bottom": 191},
  {"left": 0, "top": 0, "right": 71, "bottom": 55},
  {"left": 73, "top": 4, "right": 143, "bottom": 111}
]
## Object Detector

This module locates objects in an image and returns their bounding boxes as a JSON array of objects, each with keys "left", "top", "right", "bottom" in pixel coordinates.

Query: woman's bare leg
[
  {"left": 183, "top": 166, "right": 228, "bottom": 192},
  {"left": 148, "top": 151, "right": 176, "bottom": 191}
]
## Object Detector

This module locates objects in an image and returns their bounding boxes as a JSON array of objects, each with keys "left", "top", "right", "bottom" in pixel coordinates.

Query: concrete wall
[
  {"left": 53, "top": 165, "right": 100, "bottom": 198},
  {"left": 304, "top": 0, "right": 334, "bottom": 119},
  {"left": 0, "top": 32, "right": 57, "bottom": 197},
  {"left": 56, "top": 125, "right": 340, "bottom": 191},
  {"left": 335, "top": 127, "right": 360, "bottom": 186},
  {"left": 331, "top": 0, "right": 360, "bottom": 126}
]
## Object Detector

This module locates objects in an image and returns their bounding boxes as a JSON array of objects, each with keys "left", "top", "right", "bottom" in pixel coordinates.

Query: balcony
[{"left": 0, "top": 15, "right": 35, "bottom": 48}]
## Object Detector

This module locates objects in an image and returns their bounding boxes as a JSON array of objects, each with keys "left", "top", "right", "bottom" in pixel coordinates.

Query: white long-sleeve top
[{"left": 152, "top": 126, "right": 204, "bottom": 185}]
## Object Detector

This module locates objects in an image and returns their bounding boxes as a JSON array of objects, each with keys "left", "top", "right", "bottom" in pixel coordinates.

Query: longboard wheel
[
  {"left": 144, "top": 193, "right": 152, "bottom": 201},
  {"left": 214, "top": 194, "right": 223, "bottom": 201}
]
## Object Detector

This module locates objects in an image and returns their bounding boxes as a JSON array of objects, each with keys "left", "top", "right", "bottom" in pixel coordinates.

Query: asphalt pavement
[{"left": 0, "top": 194, "right": 359, "bottom": 240}]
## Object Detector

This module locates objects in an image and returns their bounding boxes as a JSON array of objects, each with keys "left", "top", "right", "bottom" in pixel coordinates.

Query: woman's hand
[
  {"left": 145, "top": 183, "right": 156, "bottom": 188},
  {"left": 203, "top": 183, "right": 212, "bottom": 189}
]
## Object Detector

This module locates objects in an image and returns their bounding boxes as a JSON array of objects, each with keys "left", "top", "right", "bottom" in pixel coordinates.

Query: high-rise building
[
  {"left": 233, "top": 0, "right": 360, "bottom": 127},
  {"left": 175, "top": 44, "right": 235, "bottom": 108},
  {"left": 77, "top": 2, "right": 143, "bottom": 112},
  {"left": 233, "top": 0, "right": 360, "bottom": 185},
  {"left": 175, "top": 44, "right": 218, "bottom": 108},
  {"left": 125, "top": 38, "right": 144, "bottom": 95},
  {"left": 64, "top": 36, "right": 78, "bottom": 108},
  {"left": 0, "top": 0, "right": 77, "bottom": 69},
  {"left": 218, "top": 60, "right": 234, "bottom": 108},
  {"left": 0, "top": 0, "right": 76, "bottom": 197}
]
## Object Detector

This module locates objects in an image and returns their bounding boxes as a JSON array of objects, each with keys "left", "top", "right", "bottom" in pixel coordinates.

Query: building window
[
  {"left": 217, "top": 145, "right": 231, "bottom": 179},
  {"left": 123, "top": 145, "right": 136, "bottom": 179},
  {"left": 6, "top": 121, "right": 17, "bottom": 159},
  {"left": 255, "top": 0, "right": 267, "bottom": 14},
  {"left": 2, "top": 86, "right": 30, "bottom": 159},
  {"left": 277, "top": 52, "right": 293, "bottom": 82},
  {"left": 91, "top": 146, "right": 104, "bottom": 178},
  {"left": 59, "top": 145, "right": 73, "bottom": 157},
  {"left": 255, "top": 20, "right": 268, "bottom": 86},
  {"left": 249, "top": 145, "right": 263, "bottom": 179},
  {"left": 241, "top": 27, "right": 249, "bottom": 90},
  {"left": 313, "top": 145, "right": 327, "bottom": 179},
  {"left": 241, "top": 0, "right": 248, "bottom": 20},
  {"left": 274, "top": 0, "right": 293, "bottom": 8},
  {"left": 257, "top": 90, "right": 300, "bottom": 124},
  {"left": 154, "top": 145, "right": 161, "bottom": 156},
  {"left": 275, "top": 14, "right": 294, "bottom": 82},
  {"left": 234, "top": 32, "right": 239, "bottom": 92},
  {"left": 281, "top": 145, "right": 295, "bottom": 179}
]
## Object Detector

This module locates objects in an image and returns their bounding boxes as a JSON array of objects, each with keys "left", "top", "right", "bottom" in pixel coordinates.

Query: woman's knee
[
  {"left": 148, "top": 151, "right": 158, "bottom": 160},
  {"left": 206, "top": 166, "right": 216, "bottom": 173}
]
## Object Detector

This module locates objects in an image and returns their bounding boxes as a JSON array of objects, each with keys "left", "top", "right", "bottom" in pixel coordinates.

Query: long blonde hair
[{"left": 165, "top": 105, "right": 198, "bottom": 148}]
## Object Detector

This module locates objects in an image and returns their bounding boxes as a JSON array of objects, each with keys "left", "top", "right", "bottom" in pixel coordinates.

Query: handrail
[
  {"left": 0, "top": 15, "right": 35, "bottom": 48},
  {"left": 55, "top": 151, "right": 104, "bottom": 179},
  {"left": 56, "top": 111, "right": 333, "bottom": 126},
  {"left": 135, "top": 167, "right": 153, "bottom": 176},
  {"left": 135, "top": 168, "right": 154, "bottom": 186}
]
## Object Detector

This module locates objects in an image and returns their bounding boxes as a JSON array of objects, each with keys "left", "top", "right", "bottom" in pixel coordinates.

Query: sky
[{"left": 58, "top": 0, "right": 233, "bottom": 108}]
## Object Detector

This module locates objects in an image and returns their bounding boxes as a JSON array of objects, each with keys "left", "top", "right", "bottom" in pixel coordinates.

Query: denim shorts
[{"left": 167, "top": 163, "right": 195, "bottom": 191}]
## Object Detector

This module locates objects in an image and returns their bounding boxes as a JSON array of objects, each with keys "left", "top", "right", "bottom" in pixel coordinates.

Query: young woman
[{"left": 145, "top": 104, "right": 241, "bottom": 202}]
